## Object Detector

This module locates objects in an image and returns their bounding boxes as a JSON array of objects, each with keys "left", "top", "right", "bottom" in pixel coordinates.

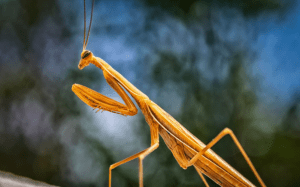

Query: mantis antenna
[{"left": 83, "top": 0, "right": 95, "bottom": 50}]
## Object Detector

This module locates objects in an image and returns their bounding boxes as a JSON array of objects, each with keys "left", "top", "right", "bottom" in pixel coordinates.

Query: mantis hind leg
[{"left": 188, "top": 128, "right": 266, "bottom": 187}]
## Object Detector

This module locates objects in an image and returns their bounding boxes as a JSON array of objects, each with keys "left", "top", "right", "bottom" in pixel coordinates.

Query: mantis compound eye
[{"left": 82, "top": 50, "right": 91, "bottom": 59}]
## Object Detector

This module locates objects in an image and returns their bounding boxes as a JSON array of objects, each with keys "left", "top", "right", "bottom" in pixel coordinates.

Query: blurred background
[{"left": 0, "top": 0, "right": 299, "bottom": 186}]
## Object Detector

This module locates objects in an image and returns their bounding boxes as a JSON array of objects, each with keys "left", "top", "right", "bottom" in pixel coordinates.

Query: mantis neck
[
  {"left": 91, "top": 56, "right": 109, "bottom": 70},
  {"left": 92, "top": 56, "right": 149, "bottom": 101}
]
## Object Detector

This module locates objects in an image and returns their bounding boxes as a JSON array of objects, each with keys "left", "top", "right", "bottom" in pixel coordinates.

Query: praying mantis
[{"left": 72, "top": 1, "right": 266, "bottom": 186}]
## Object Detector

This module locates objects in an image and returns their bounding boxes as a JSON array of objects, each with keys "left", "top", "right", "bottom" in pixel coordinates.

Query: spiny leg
[
  {"left": 187, "top": 128, "right": 266, "bottom": 187},
  {"left": 72, "top": 71, "right": 138, "bottom": 116},
  {"left": 194, "top": 166, "right": 210, "bottom": 187}
]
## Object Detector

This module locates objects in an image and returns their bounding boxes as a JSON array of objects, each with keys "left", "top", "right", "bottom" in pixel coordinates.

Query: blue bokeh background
[{"left": 0, "top": 0, "right": 299, "bottom": 186}]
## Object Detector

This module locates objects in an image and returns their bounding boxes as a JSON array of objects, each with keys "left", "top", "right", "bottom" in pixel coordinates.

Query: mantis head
[
  {"left": 79, "top": 0, "right": 94, "bottom": 70},
  {"left": 79, "top": 50, "right": 93, "bottom": 69}
]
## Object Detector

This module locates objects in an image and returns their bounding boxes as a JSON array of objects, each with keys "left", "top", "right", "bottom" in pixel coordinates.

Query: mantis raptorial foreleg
[
  {"left": 73, "top": 71, "right": 138, "bottom": 116},
  {"left": 187, "top": 128, "right": 266, "bottom": 187}
]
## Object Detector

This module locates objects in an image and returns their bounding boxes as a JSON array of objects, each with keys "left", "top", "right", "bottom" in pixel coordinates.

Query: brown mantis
[{"left": 72, "top": 1, "right": 267, "bottom": 186}]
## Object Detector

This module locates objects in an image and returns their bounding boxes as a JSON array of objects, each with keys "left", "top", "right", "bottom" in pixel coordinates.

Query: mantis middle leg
[{"left": 109, "top": 124, "right": 159, "bottom": 187}]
